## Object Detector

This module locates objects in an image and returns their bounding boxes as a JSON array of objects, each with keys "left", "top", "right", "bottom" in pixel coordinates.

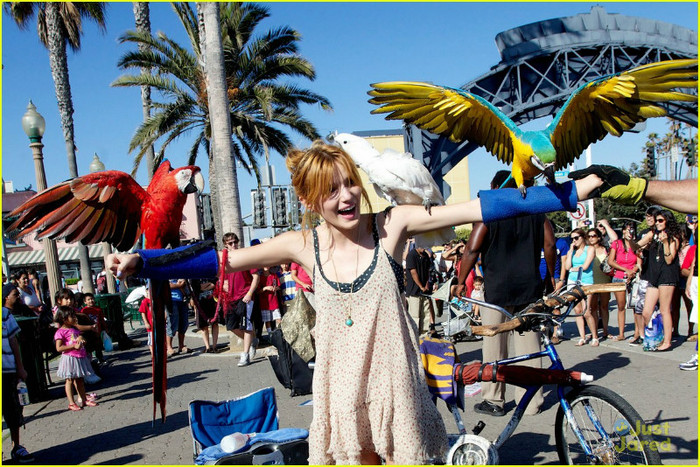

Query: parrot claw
[
  {"left": 519, "top": 185, "right": 528, "bottom": 198},
  {"left": 543, "top": 165, "right": 556, "bottom": 185},
  {"left": 423, "top": 199, "right": 433, "bottom": 214}
]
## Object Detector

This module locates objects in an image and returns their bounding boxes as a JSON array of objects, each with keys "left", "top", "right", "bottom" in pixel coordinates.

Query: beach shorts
[
  {"left": 225, "top": 299, "right": 254, "bottom": 332},
  {"left": 167, "top": 301, "right": 189, "bottom": 336},
  {"left": 261, "top": 309, "right": 281, "bottom": 322}
]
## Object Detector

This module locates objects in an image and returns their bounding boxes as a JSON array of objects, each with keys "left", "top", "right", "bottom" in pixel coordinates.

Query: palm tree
[
  {"left": 132, "top": 2, "right": 157, "bottom": 180},
  {"left": 198, "top": 2, "right": 242, "bottom": 239},
  {"left": 112, "top": 2, "right": 331, "bottom": 243},
  {"left": 4, "top": 2, "right": 107, "bottom": 293}
]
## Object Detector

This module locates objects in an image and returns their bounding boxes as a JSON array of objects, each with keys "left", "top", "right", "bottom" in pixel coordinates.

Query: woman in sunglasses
[
  {"left": 635, "top": 209, "right": 682, "bottom": 351},
  {"left": 587, "top": 226, "right": 617, "bottom": 340},
  {"left": 608, "top": 222, "right": 643, "bottom": 342},
  {"left": 564, "top": 228, "right": 597, "bottom": 346}
]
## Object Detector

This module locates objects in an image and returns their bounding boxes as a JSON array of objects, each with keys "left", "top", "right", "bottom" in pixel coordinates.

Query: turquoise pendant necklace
[{"left": 330, "top": 226, "right": 361, "bottom": 327}]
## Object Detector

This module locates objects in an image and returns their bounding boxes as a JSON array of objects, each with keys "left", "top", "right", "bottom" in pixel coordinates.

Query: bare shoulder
[
  {"left": 375, "top": 208, "right": 409, "bottom": 259},
  {"left": 275, "top": 229, "right": 316, "bottom": 269}
]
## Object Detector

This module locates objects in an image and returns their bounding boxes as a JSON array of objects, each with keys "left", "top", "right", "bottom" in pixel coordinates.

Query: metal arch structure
[{"left": 406, "top": 6, "right": 698, "bottom": 198}]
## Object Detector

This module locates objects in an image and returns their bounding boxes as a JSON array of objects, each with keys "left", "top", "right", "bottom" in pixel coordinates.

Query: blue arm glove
[
  {"left": 136, "top": 241, "right": 219, "bottom": 280},
  {"left": 479, "top": 181, "right": 578, "bottom": 224}
]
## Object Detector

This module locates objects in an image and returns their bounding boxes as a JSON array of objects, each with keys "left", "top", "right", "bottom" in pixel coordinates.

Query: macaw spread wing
[
  {"left": 369, "top": 81, "right": 518, "bottom": 164},
  {"left": 547, "top": 59, "right": 698, "bottom": 168},
  {"left": 8, "top": 171, "right": 148, "bottom": 251}
]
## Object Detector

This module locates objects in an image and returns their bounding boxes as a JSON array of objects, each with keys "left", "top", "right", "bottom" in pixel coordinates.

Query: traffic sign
[{"left": 568, "top": 202, "right": 586, "bottom": 220}]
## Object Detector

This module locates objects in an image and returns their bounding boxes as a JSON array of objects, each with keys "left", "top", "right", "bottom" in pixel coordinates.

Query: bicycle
[{"left": 425, "top": 282, "right": 662, "bottom": 465}]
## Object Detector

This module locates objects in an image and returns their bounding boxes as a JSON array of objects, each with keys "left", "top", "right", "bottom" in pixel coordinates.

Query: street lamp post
[
  {"left": 22, "top": 101, "right": 61, "bottom": 306},
  {"left": 88, "top": 153, "right": 117, "bottom": 294}
]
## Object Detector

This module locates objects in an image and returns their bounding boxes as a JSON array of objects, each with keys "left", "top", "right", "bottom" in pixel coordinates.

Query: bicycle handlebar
[{"left": 470, "top": 283, "right": 626, "bottom": 337}]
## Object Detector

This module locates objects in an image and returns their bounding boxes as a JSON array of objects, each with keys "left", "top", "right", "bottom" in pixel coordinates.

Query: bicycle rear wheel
[{"left": 555, "top": 385, "right": 661, "bottom": 465}]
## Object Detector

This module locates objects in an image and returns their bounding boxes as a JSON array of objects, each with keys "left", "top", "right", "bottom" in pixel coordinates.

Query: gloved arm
[{"left": 568, "top": 165, "right": 648, "bottom": 205}]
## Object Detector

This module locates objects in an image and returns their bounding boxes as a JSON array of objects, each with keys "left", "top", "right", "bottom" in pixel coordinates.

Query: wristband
[
  {"left": 478, "top": 181, "right": 578, "bottom": 224},
  {"left": 136, "top": 241, "right": 219, "bottom": 280}
]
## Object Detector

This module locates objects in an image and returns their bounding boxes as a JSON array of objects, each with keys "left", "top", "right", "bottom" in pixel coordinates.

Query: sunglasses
[
  {"left": 226, "top": 240, "right": 239, "bottom": 246},
  {"left": 587, "top": 234, "right": 598, "bottom": 238},
  {"left": 655, "top": 219, "right": 666, "bottom": 224},
  {"left": 571, "top": 235, "right": 581, "bottom": 241}
]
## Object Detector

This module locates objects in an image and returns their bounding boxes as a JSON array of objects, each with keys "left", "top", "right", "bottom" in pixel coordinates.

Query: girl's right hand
[{"left": 106, "top": 253, "right": 141, "bottom": 278}]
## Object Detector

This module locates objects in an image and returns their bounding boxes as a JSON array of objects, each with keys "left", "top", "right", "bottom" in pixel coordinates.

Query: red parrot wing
[{"left": 7, "top": 171, "right": 148, "bottom": 252}]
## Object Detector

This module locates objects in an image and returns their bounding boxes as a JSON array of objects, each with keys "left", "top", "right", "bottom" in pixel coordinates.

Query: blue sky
[{"left": 2, "top": 2, "right": 697, "bottom": 221}]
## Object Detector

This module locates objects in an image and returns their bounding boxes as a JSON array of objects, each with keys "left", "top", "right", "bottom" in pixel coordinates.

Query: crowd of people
[{"left": 435, "top": 208, "right": 697, "bottom": 355}]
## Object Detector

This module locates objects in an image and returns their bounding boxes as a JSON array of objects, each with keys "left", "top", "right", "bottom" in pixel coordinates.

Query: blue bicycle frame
[{"left": 460, "top": 293, "right": 614, "bottom": 462}]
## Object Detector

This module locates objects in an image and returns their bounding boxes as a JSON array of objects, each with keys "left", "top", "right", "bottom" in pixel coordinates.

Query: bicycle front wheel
[{"left": 555, "top": 385, "right": 662, "bottom": 465}]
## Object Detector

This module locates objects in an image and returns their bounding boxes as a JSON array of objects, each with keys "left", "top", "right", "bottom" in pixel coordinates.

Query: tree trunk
[
  {"left": 45, "top": 3, "right": 78, "bottom": 178},
  {"left": 207, "top": 148, "right": 225, "bottom": 249},
  {"left": 45, "top": 2, "right": 93, "bottom": 293},
  {"left": 133, "top": 2, "right": 157, "bottom": 181},
  {"left": 199, "top": 3, "right": 243, "bottom": 242}
]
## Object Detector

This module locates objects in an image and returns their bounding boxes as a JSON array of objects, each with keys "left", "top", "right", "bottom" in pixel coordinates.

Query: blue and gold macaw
[{"left": 368, "top": 59, "right": 698, "bottom": 196}]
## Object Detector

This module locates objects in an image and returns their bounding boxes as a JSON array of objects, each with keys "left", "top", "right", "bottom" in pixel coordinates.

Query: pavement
[{"left": 2, "top": 309, "right": 698, "bottom": 465}]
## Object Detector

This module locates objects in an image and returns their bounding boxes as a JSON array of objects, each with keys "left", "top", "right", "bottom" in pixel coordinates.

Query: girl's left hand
[{"left": 658, "top": 231, "right": 668, "bottom": 243}]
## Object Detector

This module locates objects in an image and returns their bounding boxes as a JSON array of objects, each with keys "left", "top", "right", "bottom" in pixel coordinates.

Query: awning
[{"left": 7, "top": 244, "right": 107, "bottom": 267}]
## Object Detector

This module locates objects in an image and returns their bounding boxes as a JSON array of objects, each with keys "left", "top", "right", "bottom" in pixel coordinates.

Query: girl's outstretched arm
[
  {"left": 392, "top": 175, "right": 602, "bottom": 238},
  {"left": 107, "top": 230, "right": 312, "bottom": 281}
]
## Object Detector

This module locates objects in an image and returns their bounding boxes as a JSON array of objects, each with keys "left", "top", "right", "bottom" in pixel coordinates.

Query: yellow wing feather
[
  {"left": 370, "top": 82, "right": 517, "bottom": 164},
  {"left": 551, "top": 59, "right": 697, "bottom": 168}
]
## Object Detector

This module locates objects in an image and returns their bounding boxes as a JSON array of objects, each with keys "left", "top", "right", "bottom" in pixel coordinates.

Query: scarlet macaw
[
  {"left": 368, "top": 59, "right": 698, "bottom": 196},
  {"left": 8, "top": 160, "right": 204, "bottom": 421}
]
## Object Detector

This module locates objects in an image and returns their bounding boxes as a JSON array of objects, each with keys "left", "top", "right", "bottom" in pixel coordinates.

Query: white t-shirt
[{"left": 19, "top": 285, "right": 42, "bottom": 308}]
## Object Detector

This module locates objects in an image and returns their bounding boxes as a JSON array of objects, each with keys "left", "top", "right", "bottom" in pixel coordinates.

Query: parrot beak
[
  {"left": 185, "top": 171, "right": 205, "bottom": 194},
  {"left": 530, "top": 156, "right": 546, "bottom": 172}
]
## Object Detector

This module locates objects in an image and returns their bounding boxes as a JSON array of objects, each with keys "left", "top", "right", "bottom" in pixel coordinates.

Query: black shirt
[
  {"left": 638, "top": 227, "right": 653, "bottom": 281},
  {"left": 405, "top": 248, "right": 432, "bottom": 297},
  {"left": 482, "top": 214, "right": 546, "bottom": 307}
]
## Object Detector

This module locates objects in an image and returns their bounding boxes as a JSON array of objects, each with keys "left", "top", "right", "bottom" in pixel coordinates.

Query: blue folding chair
[{"left": 189, "top": 387, "right": 309, "bottom": 465}]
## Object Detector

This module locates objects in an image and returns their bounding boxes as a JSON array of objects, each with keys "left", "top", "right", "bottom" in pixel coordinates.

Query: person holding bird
[{"left": 106, "top": 140, "right": 605, "bottom": 464}]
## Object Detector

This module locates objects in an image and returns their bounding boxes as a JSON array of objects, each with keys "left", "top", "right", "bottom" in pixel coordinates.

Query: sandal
[
  {"left": 167, "top": 349, "right": 177, "bottom": 357},
  {"left": 180, "top": 346, "right": 191, "bottom": 354},
  {"left": 609, "top": 335, "right": 625, "bottom": 341},
  {"left": 83, "top": 399, "right": 98, "bottom": 407},
  {"left": 590, "top": 338, "right": 600, "bottom": 347},
  {"left": 68, "top": 403, "right": 82, "bottom": 411},
  {"left": 575, "top": 338, "right": 587, "bottom": 347}
]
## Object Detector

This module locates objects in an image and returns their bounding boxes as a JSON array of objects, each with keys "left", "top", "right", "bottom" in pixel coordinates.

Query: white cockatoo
[{"left": 332, "top": 132, "right": 455, "bottom": 248}]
